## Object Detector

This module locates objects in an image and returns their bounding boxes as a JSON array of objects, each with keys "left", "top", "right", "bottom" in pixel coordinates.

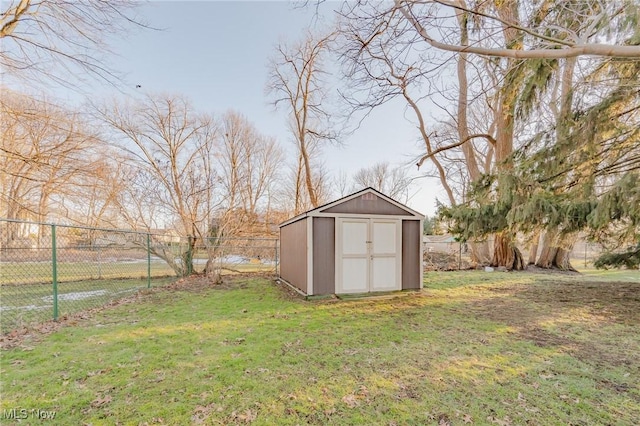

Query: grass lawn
[
  {"left": 0, "top": 260, "right": 275, "bottom": 331},
  {"left": 0, "top": 260, "right": 176, "bottom": 285},
  {"left": 1, "top": 270, "right": 639, "bottom": 425},
  {"left": 0, "top": 260, "right": 276, "bottom": 285},
  {"left": 0, "top": 277, "right": 177, "bottom": 332}
]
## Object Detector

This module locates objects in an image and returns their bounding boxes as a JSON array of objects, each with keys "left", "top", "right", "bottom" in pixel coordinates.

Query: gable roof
[{"left": 279, "top": 187, "right": 424, "bottom": 227}]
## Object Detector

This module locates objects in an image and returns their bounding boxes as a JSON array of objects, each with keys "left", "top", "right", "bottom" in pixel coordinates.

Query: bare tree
[
  {"left": 351, "top": 162, "right": 413, "bottom": 203},
  {"left": 0, "top": 90, "right": 108, "bottom": 245},
  {"left": 338, "top": 0, "right": 495, "bottom": 264},
  {"left": 339, "top": 0, "right": 620, "bottom": 268},
  {"left": 333, "top": 170, "right": 351, "bottom": 198},
  {"left": 338, "top": 2, "right": 459, "bottom": 203},
  {"left": 1, "top": 0, "right": 147, "bottom": 90},
  {"left": 330, "top": 0, "right": 639, "bottom": 268},
  {"left": 267, "top": 30, "right": 340, "bottom": 209},
  {"left": 393, "top": 0, "right": 640, "bottom": 59},
  {"left": 94, "top": 94, "right": 219, "bottom": 276},
  {"left": 216, "top": 111, "right": 284, "bottom": 236},
  {"left": 63, "top": 158, "right": 130, "bottom": 230},
  {"left": 279, "top": 143, "right": 331, "bottom": 215}
]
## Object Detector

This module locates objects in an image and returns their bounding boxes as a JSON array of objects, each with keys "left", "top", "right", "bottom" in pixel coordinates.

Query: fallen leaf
[
  {"left": 437, "top": 413, "right": 451, "bottom": 425},
  {"left": 342, "top": 394, "right": 359, "bottom": 408},
  {"left": 486, "top": 415, "right": 512, "bottom": 426},
  {"left": 91, "top": 395, "right": 112, "bottom": 408},
  {"left": 235, "top": 409, "right": 257, "bottom": 423}
]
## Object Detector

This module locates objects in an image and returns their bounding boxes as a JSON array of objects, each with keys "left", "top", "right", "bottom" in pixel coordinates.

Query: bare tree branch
[
  {"left": 1, "top": 0, "right": 151, "bottom": 90},
  {"left": 416, "top": 133, "right": 496, "bottom": 167},
  {"left": 394, "top": 0, "right": 640, "bottom": 59}
]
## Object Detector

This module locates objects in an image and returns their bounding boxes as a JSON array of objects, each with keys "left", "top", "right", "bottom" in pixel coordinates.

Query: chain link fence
[
  {"left": 422, "top": 235, "right": 615, "bottom": 271},
  {"left": 570, "top": 240, "right": 598, "bottom": 269},
  {"left": 0, "top": 219, "right": 278, "bottom": 333}
]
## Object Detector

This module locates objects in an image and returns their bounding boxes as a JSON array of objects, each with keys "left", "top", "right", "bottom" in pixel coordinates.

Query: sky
[{"left": 14, "top": 1, "right": 448, "bottom": 216}]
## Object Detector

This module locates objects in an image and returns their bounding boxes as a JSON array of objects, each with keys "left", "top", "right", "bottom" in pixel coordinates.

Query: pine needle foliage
[
  {"left": 594, "top": 243, "right": 640, "bottom": 269},
  {"left": 441, "top": 58, "right": 639, "bottom": 269}
]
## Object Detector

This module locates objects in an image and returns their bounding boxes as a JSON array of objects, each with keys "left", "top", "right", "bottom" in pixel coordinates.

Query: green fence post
[
  {"left": 147, "top": 233, "right": 151, "bottom": 288},
  {"left": 52, "top": 224, "right": 58, "bottom": 321}
]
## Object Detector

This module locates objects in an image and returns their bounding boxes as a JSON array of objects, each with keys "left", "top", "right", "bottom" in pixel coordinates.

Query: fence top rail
[
  {"left": 0, "top": 218, "right": 157, "bottom": 236},
  {"left": 0, "top": 219, "right": 279, "bottom": 242}
]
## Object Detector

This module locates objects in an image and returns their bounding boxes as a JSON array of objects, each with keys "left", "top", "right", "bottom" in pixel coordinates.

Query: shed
[{"left": 279, "top": 187, "right": 424, "bottom": 296}]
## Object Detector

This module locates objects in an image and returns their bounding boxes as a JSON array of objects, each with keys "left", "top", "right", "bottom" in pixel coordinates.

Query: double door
[{"left": 336, "top": 218, "right": 401, "bottom": 294}]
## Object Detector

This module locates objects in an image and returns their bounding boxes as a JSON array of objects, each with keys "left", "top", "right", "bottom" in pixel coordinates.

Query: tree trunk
[
  {"left": 528, "top": 232, "right": 540, "bottom": 265},
  {"left": 486, "top": 1, "right": 524, "bottom": 271},
  {"left": 455, "top": 5, "right": 492, "bottom": 268},
  {"left": 179, "top": 236, "right": 196, "bottom": 277},
  {"left": 553, "top": 247, "right": 576, "bottom": 271},
  {"left": 536, "top": 231, "right": 558, "bottom": 268},
  {"left": 455, "top": 2, "right": 482, "bottom": 182},
  {"left": 204, "top": 256, "right": 222, "bottom": 284},
  {"left": 536, "top": 231, "right": 576, "bottom": 271},
  {"left": 492, "top": 232, "right": 525, "bottom": 270},
  {"left": 469, "top": 240, "right": 491, "bottom": 265},
  {"left": 294, "top": 153, "right": 304, "bottom": 214}
]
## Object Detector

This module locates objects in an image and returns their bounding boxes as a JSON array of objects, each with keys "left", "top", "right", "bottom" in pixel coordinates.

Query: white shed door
[
  {"left": 371, "top": 220, "right": 400, "bottom": 291},
  {"left": 337, "top": 218, "right": 401, "bottom": 294},
  {"left": 340, "top": 219, "right": 369, "bottom": 293}
]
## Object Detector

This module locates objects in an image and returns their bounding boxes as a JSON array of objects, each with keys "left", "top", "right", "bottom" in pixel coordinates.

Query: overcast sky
[{"left": 17, "top": 1, "right": 448, "bottom": 216}]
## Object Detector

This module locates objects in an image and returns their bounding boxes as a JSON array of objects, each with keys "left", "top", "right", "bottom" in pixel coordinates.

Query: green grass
[
  {"left": 1, "top": 260, "right": 276, "bottom": 285},
  {"left": 1, "top": 270, "right": 639, "bottom": 425},
  {"left": 0, "top": 258, "right": 178, "bottom": 331},
  {"left": 0, "top": 261, "right": 175, "bottom": 285},
  {"left": 579, "top": 268, "right": 640, "bottom": 282},
  {"left": 0, "top": 277, "right": 177, "bottom": 332},
  {"left": 0, "top": 258, "right": 275, "bottom": 331}
]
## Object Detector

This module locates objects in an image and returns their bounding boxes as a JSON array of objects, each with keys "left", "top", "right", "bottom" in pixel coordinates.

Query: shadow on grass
[{"left": 456, "top": 279, "right": 640, "bottom": 370}]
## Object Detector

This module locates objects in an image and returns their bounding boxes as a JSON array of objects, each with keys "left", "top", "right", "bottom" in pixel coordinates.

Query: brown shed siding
[
  {"left": 279, "top": 218, "right": 307, "bottom": 293},
  {"left": 321, "top": 194, "right": 412, "bottom": 216},
  {"left": 312, "top": 217, "right": 335, "bottom": 295},
  {"left": 402, "top": 220, "right": 421, "bottom": 290}
]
